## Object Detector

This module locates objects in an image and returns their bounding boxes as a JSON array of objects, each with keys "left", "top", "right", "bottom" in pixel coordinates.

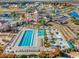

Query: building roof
[
  {"left": 0, "top": 0, "right": 75, "bottom": 2},
  {"left": 59, "top": 16, "right": 68, "bottom": 22}
]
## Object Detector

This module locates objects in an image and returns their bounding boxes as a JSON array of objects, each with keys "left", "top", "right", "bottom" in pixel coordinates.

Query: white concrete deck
[{"left": 4, "top": 28, "right": 40, "bottom": 55}]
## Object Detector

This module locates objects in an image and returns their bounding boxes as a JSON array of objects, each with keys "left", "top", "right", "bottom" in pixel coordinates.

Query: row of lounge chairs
[{"left": 15, "top": 49, "right": 40, "bottom": 52}]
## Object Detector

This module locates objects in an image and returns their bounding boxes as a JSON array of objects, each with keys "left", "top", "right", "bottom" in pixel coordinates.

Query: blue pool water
[
  {"left": 69, "top": 11, "right": 79, "bottom": 19},
  {"left": 38, "top": 29, "right": 46, "bottom": 36},
  {"left": 18, "top": 30, "right": 33, "bottom": 46},
  {"left": 18, "top": 29, "right": 46, "bottom": 47},
  {"left": 67, "top": 40, "right": 74, "bottom": 49}
]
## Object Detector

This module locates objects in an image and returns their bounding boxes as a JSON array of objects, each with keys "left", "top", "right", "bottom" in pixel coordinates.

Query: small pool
[
  {"left": 67, "top": 40, "right": 74, "bottom": 49},
  {"left": 69, "top": 11, "right": 79, "bottom": 19},
  {"left": 38, "top": 29, "right": 46, "bottom": 36}
]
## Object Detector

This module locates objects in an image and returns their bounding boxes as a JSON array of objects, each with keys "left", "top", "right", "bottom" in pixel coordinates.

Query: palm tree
[
  {"left": 35, "top": 23, "right": 40, "bottom": 29},
  {"left": 40, "top": 51, "right": 46, "bottom": 58},
  {"left": 44, "top": 36, "right": 48, "bottom": 41},
  {"left": 40, "top": 18, "right": 46, "bottom": 26},
  {"left": 20, "top": 55, "right": 28, "bottom": 58},
  {"left": 0, "top": 46, "right": 3, "bottom": 52},
  {"left": 46, "top": 43, "right": 51, "bottom": 47},
  {"left": 48, "top": 26, "right": 52, "bottom": 35}
]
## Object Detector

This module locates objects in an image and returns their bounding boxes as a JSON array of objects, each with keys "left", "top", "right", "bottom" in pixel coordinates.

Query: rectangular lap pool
[{"left": 18, "top": 30, "right": 36, "bottom": 47}]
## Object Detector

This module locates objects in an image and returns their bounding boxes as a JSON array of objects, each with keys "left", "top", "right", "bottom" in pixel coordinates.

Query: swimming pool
[
  {"left": 67, "top": 40, "right": 74, "bottom": 49},
  {"left": 18, "top": 29, "right": 46, "bottom": 47},
  {"left": 18, "top": 29, "right": 37, "bottom": 47},
  {"left": 69, "top": 11, "right": 79, "bottom": 19},
  {"left": 38, "top": 29, "right": 46, "bottom": 36},
  {"left": 18, "top": 30, "right": 33, "bottom": 46}
]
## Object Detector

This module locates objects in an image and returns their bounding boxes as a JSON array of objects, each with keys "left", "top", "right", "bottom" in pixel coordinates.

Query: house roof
[{"left": 59, "top": 16, "right": 68, "bottom": 21}]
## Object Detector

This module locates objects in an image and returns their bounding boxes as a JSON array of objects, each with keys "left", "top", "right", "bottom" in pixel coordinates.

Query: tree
[
  {"left": 74, "top": 20, "right": 79, "bottom": 25},
  {"left": 20, "top": 55, "right": 28, "bottom": 58},
  {"left": 77, "top": 33, "right": 79, "bottom": 36},
  {"left": 4, "top": 53, "right": 15, "bottom": 58},
  {"left": 0, "top": 46, "right": 4, "bottom": 52},
  {"left": 44, "top": 36, "right": 48, "bottom": 42},
  {"left": 40, "top": 18, "right": 46, "bottom": 25},
  {"left": 40, "top": 51, "right": 46, "bottom": 58}
]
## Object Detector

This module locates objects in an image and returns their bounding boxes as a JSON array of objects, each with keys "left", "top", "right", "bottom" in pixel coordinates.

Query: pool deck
[
  {"left": 50, "top": 28, "right": 69, "bottom": 50},
  {"left": 4, "top": 28, "right": 41, "bottom": 55},
  {"left": 4, "top": 26, "right": 76, "bottom": 55}
]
